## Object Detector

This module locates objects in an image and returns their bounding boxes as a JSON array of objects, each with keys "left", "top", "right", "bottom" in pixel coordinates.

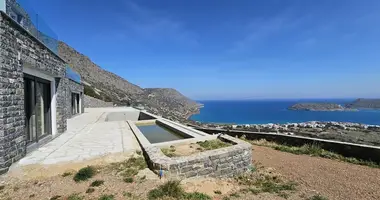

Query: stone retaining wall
[
  {"left": 128, "top": 119, "right": 252, "bottom": 179},
  {"left": 146, "top": 135, "right": 252, "bottom": 178},
  {"left": 84, "top": 95, "right": 113, "bottom": 108}
]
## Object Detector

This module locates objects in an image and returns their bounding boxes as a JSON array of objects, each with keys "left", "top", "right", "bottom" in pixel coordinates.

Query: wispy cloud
[
  {"left": 229, "top": 8, "right": 311, "bottom": 53},
  {"left": 116, "top": 1, "right": 198, "bottom": 47}
]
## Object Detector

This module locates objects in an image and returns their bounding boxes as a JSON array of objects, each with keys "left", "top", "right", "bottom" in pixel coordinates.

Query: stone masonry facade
[
  {"left": 0, "top": 11, "right": 83, "bottom": 173},
  {"left": 145, "top": 135, "right": 252, "bottom": 179}
]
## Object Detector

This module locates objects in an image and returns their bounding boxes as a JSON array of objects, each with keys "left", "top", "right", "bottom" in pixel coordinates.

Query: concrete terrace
[{"left": 11, "top": 107, "right": 141, "bottom": 167}]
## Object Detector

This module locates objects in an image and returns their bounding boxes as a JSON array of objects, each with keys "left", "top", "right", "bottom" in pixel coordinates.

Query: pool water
[{"left": 137, "top": 124, "right": 191, "bottom": 143}]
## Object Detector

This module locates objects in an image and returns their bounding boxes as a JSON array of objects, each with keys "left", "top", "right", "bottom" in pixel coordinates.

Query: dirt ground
[
  {"left": 162, "top": 142, "right": 204, "bottom": 157},
  {"left": 252, "top": 145, "right": 380, "bottom": 200},
  {"left": 0, "top": 146, "right": 379, "bottom": 200}
]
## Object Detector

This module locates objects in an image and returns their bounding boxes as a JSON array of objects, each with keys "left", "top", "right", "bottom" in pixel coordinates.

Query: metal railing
[{"left": 3, "top": 0, "right": 59, "bottom": 54}]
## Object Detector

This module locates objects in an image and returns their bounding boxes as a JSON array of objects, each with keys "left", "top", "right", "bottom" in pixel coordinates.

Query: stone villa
[{"left": 0, "top": 0, "right": 84, "bottom": 173}]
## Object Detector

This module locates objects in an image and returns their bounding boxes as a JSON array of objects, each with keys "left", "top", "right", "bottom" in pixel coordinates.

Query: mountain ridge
[{"left": 58, "top": 41, "right": 200, "bottom": 121}]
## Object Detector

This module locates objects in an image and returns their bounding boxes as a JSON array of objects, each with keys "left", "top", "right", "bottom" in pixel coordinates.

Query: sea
[{"left": 190, "top": 99, "right": 380, "bottom": 125}]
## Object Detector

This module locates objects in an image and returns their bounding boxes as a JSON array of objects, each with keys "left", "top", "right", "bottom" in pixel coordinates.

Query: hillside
[
  {"left": 58, "top": 42, "right": 200, "bottom": 121},
  {"left": 345, "top": 98, "right": 380, "bottom": 109}
]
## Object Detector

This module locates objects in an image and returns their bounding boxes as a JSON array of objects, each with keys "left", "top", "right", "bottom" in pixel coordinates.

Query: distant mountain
[
  {"left": 345, "top": 99, "right": 380, "bottom": 109},
  {"left": 58, "top": 42, "right": 200, "bottom": 121}
]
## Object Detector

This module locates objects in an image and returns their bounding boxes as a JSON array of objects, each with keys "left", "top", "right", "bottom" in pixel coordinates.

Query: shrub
[
  {"left": 229, "top": 192, "right": 240, "bottom": 198},
  {"left": 98, "top": 194, "right": 114, "bottom": 200},
  {"left": 147, "top": 180, "right": 211, "bottom": 200},
  {"left": 184, "top": 192, "right": 212, "bottom": 200},
  {"left": 124, "top": 177, "right": 134, "bottom": 183},
  {"left": 62, "top": 172, "right": 72, "bottom": 177},
  {"left": 50, "top": 195, "right": 62, "bottom": 200},
  {"left": 148, "top": 181, "right": 184, "bottom": 200},
  {"left": 214, "top": 190, "right": 222, "bottom": 194},
  {"left": 308, "top": 194, "right": 329, "bottom": 200},
  {"left": 196, "top": 139, "right": 231, "bottom": 150},
  {"left": 86, "top": 188, "right": 95, "bottom": 193},
  {"left": 73, "top": 166, "right": 95, "bottom": 182},
  {"left": 90, "top": 180, "right": 104, "bottom": 187}
]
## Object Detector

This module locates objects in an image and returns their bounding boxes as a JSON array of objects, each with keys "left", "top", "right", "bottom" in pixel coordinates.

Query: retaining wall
[
  {"left": 84, "top": 95, "right": 113, "bottom": 108},
  {"left": 128, "top": 120, "right": 252, "bottom": 179},
  {"left": 197, "top": 127, "right": 380, "bottom": 163}
]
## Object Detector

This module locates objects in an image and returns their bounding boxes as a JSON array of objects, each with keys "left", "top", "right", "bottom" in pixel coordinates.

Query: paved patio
[{"left": 13, "top": 107, "right": 141, "bottom": 166}]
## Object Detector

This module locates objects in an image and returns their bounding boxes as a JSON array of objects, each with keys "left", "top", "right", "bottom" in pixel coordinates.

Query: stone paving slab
[{"left": 12, "top": 107, "right": 141, "bottom": 167}]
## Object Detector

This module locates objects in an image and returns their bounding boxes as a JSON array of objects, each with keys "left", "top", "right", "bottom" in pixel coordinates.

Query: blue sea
[{"left": 190, "top": 99, "right": 380, "bottom": 125}]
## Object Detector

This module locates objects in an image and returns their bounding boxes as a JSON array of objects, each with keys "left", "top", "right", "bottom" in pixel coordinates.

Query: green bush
[
  {"left": 98, "top": 194, "right": 114, "bottom": 200},
  {"left": 308, "top": 194, "right": 329, "bottom": 200},
  {"left": 196, "top": 139, "right": 231, "bottom": 150},
  {"left": 73, "top": 166, "right": 95, "bottom": 182},
  {"left": 90, "top": 180, "right": 104, "bottom": 187},
  {"left": 184, "top": 192, "right": 212, "bottom": 200},
  {"left": 50, "top": 195, "right": 62, "bottom": 200},
  {"left": 147, "top": 180, "right": 211, "bottom": 200},
  {"left": 123, "top": 177, "right": 133, "bottom": 183},
  {"left": 148, "top": 181, "right": 184, "bottom": 200},
  {"left": 86, "top": 188, "right": 95, "bottom": 194}
]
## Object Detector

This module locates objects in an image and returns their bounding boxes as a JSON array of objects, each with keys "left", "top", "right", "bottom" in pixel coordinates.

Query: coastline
[
  {"left": 185, "top": 104, "right": 203, "bottom": 120},
  {"left": 185, "top": 100, "right": 380, "bottom": 125}
]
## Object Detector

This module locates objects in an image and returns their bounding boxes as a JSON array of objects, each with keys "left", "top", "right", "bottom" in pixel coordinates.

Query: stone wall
[
  {"left": 84, "top": 94, "right": 113, "bottom": 108},
  {"left": 0, "top": 12, "right": 66, "bottom": 173},
  {"left": 147, "top": 135, "right": 251, "bottom": 178},
  {"left": 139, "top": 133, "right": 252, "bottom": 179},
  {"left": 197, "top": 127, "right": 380, "bottom": 164},
  {"left": 66, "top": 79, "right": 84, "bottom": 118}
]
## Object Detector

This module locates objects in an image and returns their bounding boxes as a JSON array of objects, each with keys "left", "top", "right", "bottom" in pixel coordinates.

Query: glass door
[
  {"left": 24, "top": 77, "right": 37, "bottom": 143},
  {"left": 24, "top": 74, "right": 52, "bottom": 144},
  {"left": 71, "top": 93, "right": 80, "bottom": 115}
]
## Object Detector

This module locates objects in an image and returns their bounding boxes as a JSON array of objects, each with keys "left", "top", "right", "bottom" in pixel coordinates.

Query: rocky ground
[
  {"left": 1, "top": 145, "right": 379, "bottom": 200},
  {"left": 192, "top": 121, "right": 380, "bottom": 146}
]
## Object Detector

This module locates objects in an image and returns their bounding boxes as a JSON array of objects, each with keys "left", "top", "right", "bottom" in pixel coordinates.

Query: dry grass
[
  {"left": 234, "top": 164, "right": 297, "bottom": 198},
  {"left": 241, "top": 136, "right": 380, "bottom": 168},
  {"left": 161, "top": 139, "right": 232, "bottom": 157}
]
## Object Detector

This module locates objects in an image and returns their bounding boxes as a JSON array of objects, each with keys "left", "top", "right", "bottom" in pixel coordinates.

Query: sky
[{"left": 26, "top": 0, "right": 380, "bottom": 100}]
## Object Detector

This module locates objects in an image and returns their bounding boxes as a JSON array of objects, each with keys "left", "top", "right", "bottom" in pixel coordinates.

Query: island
[
  {"left": 288, "top": 103, "right": 347, "bottom": 111},
  {"left": 345, "top": 98, "right": 380, "bottom": 109}
]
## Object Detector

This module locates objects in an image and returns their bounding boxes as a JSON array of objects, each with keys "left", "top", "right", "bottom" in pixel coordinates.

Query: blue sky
[{"left": 28, "top": 0, "right": 380, "bottom": 100}]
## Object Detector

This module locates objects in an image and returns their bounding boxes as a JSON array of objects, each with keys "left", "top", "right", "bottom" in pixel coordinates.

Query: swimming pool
[{"left": 137, "top": 123, "right": 192, "bottom": 143}]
